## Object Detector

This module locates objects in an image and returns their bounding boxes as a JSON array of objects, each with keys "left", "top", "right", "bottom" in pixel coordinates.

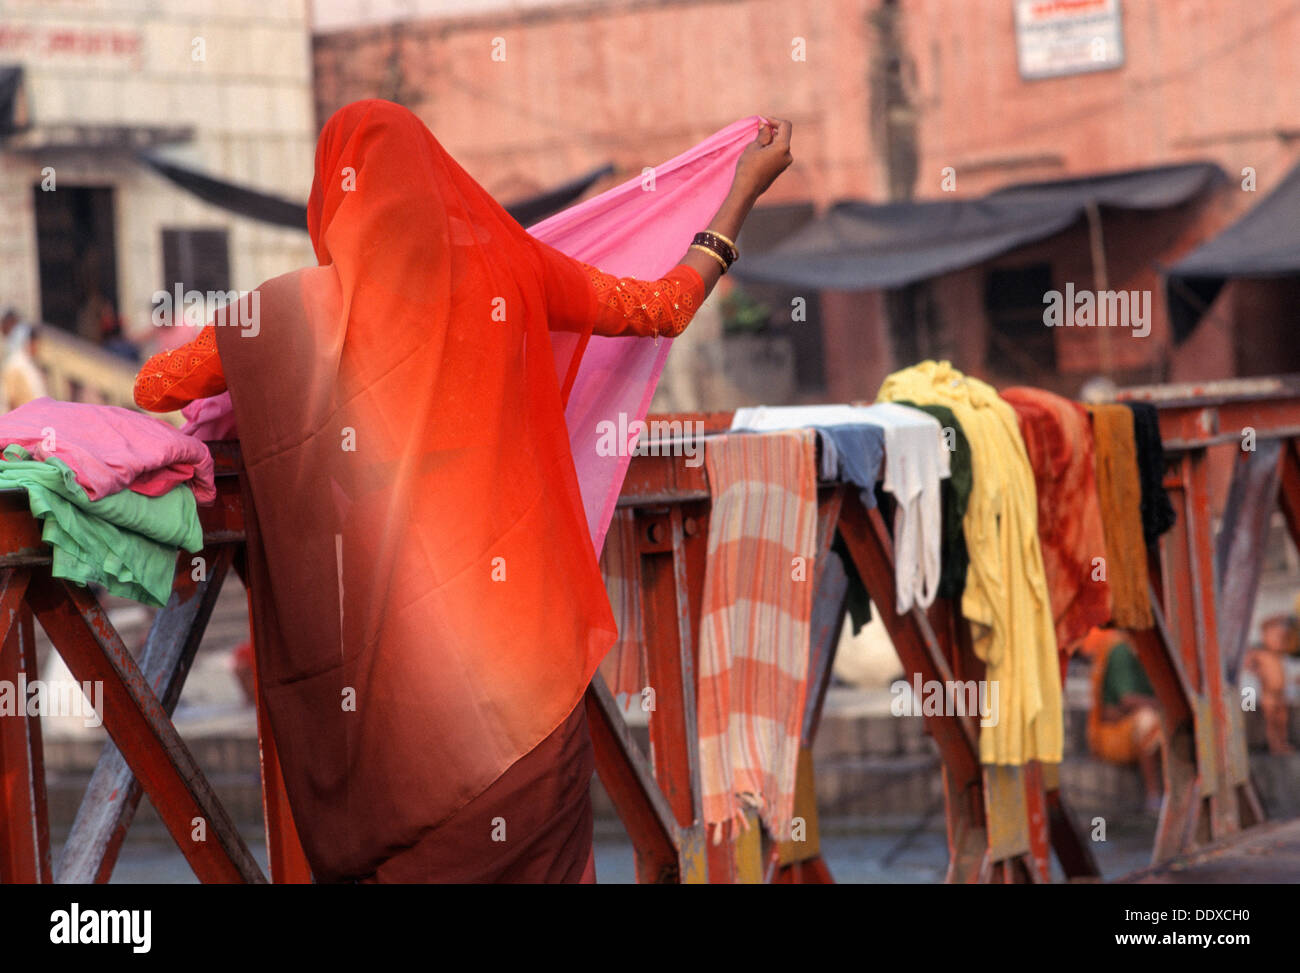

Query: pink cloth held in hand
[
  {"left": 0, "top": 397, "right": 216, "bottom": 504},
  {"left": 530, "top": 115, "right": 764, "bottom": 552}
]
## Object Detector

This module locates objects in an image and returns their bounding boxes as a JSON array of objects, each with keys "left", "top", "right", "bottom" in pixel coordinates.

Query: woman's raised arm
[{"left": 539, "top": 117, "right": 793, "bottom": 340}]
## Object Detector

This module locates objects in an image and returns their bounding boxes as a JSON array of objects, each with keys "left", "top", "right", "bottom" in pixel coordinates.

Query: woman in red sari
[{"left": 135, "top": 100, "right": 791, "bottom": 882}]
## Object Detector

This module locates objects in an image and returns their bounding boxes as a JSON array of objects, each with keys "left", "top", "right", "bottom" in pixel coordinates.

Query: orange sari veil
[{"left": 216, "top": 100, "right": 617, "bottom": 880}]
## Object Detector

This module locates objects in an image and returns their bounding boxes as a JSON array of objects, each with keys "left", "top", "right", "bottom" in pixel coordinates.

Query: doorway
[{"left": 32, "top": 185, "right": 119, "bottom": 341}]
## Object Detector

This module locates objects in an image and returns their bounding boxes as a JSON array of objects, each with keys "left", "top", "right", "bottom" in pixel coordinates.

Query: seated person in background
[
  {"left": 1244, "top": 614, "right": 1297, "bottom": 755},
  {"left": 1084, "top": 627, "right": 1162, "bottom": 815}
]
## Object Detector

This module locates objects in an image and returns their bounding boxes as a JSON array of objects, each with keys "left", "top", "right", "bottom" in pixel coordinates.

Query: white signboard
[{"left": 1014, "top": 0, "right": 1125, "bottom": 80}]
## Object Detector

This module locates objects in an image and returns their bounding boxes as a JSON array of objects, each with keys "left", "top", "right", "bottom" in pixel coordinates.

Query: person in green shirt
[{"left": 1086, "top": 628, "right": 1162, "bottom": 814}]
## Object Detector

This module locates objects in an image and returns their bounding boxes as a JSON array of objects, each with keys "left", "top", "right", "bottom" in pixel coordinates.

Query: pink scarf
[{"left": 530, "top": 115, "right": 762, "bottom": 550}]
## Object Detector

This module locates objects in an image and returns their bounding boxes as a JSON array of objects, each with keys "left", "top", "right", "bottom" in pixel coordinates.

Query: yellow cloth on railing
[{"left": 878, "top": 360, "right": 1062, "bottom": 765}]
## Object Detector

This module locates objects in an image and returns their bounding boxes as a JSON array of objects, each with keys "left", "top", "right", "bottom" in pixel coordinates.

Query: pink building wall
[{"left": 312, "top": 0, "right": 1300, "bottom": 397}]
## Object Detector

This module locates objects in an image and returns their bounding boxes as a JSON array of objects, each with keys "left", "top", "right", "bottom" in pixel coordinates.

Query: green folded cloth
[{"left": 0, "top": 444, "right": 202, "bottom": 607}]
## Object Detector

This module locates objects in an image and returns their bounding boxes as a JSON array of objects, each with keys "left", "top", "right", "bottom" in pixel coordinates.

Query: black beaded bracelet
[
  {"left": 699, "top": 229, "right": 738, "bottom": 262},
  {"left": 691, "top": 231, "right": 738, "bottom": 272}
]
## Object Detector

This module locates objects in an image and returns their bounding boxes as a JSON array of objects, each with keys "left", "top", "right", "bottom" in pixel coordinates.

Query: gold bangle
[
  {"left": 705, "top": 228, "right": 737, "bottom": 252},
  {"left": 690, "top": 243, "right": 729, "bottom": 272}
]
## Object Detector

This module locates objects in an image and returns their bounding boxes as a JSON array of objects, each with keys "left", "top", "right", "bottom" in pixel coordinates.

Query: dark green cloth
[
  {"left": 1123, "top": 401, "right": 1177, "bottom": 548},
  {"left": 832, "top": 403, "right": 971, "bottom": 632},
  {"left": 831, "top": 534, "right": 872, "bottom": 635},
  {"left": 893, "top": 400, "right": 972, "bottom": 600},
  {"left": 1101, "top": 641, "right": 1155, "bottom": 706},
  {"left": 838, "top": 485, "right": 894, "bottom": 634}
]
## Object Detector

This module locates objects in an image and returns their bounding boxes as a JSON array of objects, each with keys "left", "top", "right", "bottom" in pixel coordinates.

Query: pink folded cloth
[
  {"left": 0, "top": 397, "right": 216, "bottom": 504},
  {"left": 180, "top": 392, "right": 238, "bottom": 442}
]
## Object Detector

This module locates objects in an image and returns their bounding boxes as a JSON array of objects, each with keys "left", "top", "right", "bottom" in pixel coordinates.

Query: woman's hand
[
  {"left": 674, "top": 115, "right": 794, "bottom": 301},
  {"left": 732, "top": 117, "right": 793, "bottom": 201}
]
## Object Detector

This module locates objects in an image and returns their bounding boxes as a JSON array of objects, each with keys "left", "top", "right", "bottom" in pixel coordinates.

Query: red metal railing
[{"left": 2, "top": 375, "right": 1286, "bottom": 882}]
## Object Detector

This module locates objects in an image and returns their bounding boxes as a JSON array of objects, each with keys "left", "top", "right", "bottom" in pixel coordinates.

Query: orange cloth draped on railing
[
  {"left": 1001, "top": 387, "right": 1112, "bottom": 664},
  {"left": 597, "top": 507, "right": 647, "bottom": 698},
  {"left": 696, "top": 429, "right": 818, "bottom": 843},
  {"left": 1088, "top": 404, "right": 1155, "bottom": 631}
]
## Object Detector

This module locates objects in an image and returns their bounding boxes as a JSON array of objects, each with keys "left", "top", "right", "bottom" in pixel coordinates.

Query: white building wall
[
  {"left": 0, "top": 157, "right": 39, "bottom": 323},
  {"left": 0, "top": 0, "right": 317, "bottom": 348}
]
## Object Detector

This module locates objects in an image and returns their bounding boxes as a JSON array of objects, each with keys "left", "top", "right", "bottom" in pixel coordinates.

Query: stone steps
[{"left": 38, "top": 703, "right": 1300, "bottom": 846}]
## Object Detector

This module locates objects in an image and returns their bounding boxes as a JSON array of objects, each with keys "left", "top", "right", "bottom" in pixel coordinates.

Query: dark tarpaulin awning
[
  {"left": 731, "top": 162, "right": 1224, "bottom": 292},
  {"left": 1164, "top": 160, "right": 1300, "bottom": 342},
  {"left": 140, "top": 153, "right": 306, "bottom": 229},
  {"left": 139, "top": 153, "right": 616, "bottom": 232},
  {"left": 506, "top": 162, "right": 615, "bottom": 226}
]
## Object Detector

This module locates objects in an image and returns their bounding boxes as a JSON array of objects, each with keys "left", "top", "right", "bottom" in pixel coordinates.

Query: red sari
[{"left": 137, "top": 100, "right": 703, "bottom": 882}]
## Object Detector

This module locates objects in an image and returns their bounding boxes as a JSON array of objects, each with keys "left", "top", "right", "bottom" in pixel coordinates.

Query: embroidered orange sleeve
[
  {"left": 582, "top": 262, "right": 705, "bottom": 339},
  {"left": 133, "top": 325, "right": 227, "bottom": 412},
  {"left": 134, "top": 259, "right": 705, "bottom": 412}
]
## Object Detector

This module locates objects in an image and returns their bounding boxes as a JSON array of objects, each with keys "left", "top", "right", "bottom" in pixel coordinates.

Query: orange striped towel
[
  {"left": 698, "top": 428, "right": 818, "bottom": 844},
  {"left": 597, "top": 507, "right": 647, "bottom": 698}
]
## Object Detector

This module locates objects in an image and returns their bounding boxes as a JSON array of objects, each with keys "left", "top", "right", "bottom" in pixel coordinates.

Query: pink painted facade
[{"left": 312, "top": 0, "right": 1300, "bottom": 402}]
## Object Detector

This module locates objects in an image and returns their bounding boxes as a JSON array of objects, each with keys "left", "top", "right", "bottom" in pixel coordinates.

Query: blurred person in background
[
  {"left": 1084, "top": 626, "right": 1163, "bottom": 814},
  {"left": 1244, "top": 614, "right": 1298, "bottom": 754},
  {"left": 99, "top": 313, "right": 141, "bottom": 363},
  {"left": 75, "top": 280, "right": 118, "bottom": 347},
  {"left": 0, "top": 307, "right": 46, "bottom": 412}
]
